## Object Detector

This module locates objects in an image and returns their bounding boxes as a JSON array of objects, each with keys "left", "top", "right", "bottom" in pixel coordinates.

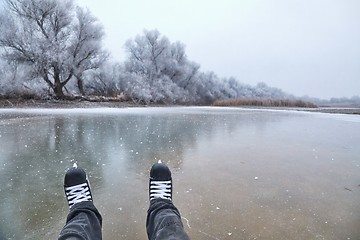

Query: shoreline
[
  {"left": 0, "top": 99, "right": 145, "bottom": 109},
  {"left": 0, "top": 99, "right": 359, "bottom": 115}
]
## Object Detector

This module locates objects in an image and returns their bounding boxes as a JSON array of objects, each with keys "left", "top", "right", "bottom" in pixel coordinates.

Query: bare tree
[{"left": 0, "top": 0, "right": 107, "bottom": 98}]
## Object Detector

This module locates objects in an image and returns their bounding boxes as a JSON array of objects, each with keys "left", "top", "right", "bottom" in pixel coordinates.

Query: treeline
[
  {"left": 300, "top": 95, "right": 360, "bottom": 107},
  {"left": 0, "top": 0, "right": 354, "bottom": 106}
]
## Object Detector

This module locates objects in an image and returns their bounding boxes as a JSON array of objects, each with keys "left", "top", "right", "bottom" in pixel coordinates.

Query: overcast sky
[{"left": 77, "top": 0, "right": 360, "bottom": 99}]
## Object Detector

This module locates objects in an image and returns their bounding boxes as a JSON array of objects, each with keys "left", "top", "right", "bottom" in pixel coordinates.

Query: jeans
[
  {"left": 58, "top": 201, "right": 102, "bottom": 240},
  {"left": 58, "top": 199, "right": 190, "bottom": 240}
]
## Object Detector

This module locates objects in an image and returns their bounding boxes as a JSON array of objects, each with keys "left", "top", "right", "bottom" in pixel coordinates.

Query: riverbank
[
  {"left": 0, "top": 98, "right": 359, "bottom": 115},
  {"left": 0, "top": 98, "right": 143, "bottom": 109}
]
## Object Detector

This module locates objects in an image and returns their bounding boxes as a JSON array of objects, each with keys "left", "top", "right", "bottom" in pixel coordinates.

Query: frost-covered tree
[
  {"left": 191, "top": 72, "right": 228, "bottom": 103},
  {"left": 124, "top": 29, "right": 169, "bottom": 83},
  {"left": 0, "top": 59, "right": 46, "bottom": 98},
  {"left": 162, "top": 41, "right": 200, "bottom": 90},
  {"left": 0, "top": 0, "right": 107, "bottom": 98},
  {"left": 123, "top": 29, "right": 200, "bottom": 103},
  {"left": 252, "top": 82, "right": 290, "bottom": 99},
  {"left": 85, "top": 62, "right": 124, "bottom": 97}
]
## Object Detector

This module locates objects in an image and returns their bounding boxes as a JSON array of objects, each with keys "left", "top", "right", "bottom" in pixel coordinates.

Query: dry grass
[{"left": 213, "top": 98, "right": 317, "bottom": 108}]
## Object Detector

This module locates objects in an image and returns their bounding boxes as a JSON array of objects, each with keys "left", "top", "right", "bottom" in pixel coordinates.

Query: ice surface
[{"left": 0, "top": 107, "right": 359, "bottom": 239}]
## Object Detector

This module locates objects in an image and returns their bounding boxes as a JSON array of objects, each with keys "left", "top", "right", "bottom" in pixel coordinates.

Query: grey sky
[{"left": 77, "top": 0, "right": 360, "bottom": 99}]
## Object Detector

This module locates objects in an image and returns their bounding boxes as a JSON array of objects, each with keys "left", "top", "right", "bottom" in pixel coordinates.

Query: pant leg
[
  {"left": 146, "top": 199, "right": 190, "bottom": 240},
  {"left": 58, "top": 201, "right": 102, "bottom": 240}
]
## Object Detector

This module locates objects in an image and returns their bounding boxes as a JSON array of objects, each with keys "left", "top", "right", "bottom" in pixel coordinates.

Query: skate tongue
[
  {"left": 158, "top": 160, "right": 162, "bottom": 164},
  {"left": 73, "top": 163, "right": 78, "bottom": 168}
]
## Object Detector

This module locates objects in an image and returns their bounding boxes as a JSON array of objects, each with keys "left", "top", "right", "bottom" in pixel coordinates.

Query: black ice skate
[
  {"left": 149, "top": 160, "right": 172, "bottom": 201},
  {"left": 64, "top": 163, "right": 93, "bottom": 208}
]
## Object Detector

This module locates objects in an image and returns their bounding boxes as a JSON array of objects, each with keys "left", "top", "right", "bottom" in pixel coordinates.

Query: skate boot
[
  {"left": 64, "top": 163, "right": 93, "bottom": 208},
  {"left": 149, "top": 160, "right": 172, "bottom": 201}
]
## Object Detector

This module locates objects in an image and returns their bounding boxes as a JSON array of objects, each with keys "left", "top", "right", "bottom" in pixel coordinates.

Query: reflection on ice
[{"left": 0, "top": 107, "right": 359, "bottom": 239}]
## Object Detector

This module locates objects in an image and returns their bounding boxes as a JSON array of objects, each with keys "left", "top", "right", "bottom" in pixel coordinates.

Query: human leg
[
  {"left": 58, "top": 164, "right": 102, "bottom": 240},
  {"left": 146, "top": 161, "right": 190, "bottom": 240},
  {"left": 58, "top": 201, "right": 102, "bottom": 240}
]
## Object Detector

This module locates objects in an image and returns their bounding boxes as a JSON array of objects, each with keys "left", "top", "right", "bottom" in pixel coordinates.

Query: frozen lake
[{"left": 0, "top": 107, "right": 359, "bottom": 240}]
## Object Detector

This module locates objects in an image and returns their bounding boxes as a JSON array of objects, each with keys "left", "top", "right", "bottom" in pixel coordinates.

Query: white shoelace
[
  {"left": 65, "top": 182, "right": 92, "bottom": 207},
  {"left": 150, "top": 180, "right": 172, "bottom": 201}
]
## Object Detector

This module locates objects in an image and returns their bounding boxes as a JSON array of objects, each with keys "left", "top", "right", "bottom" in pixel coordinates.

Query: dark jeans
[
  {"left": 58, "top": 201, "right": 102, "bottom": 240},
  {"left": 58, "top": 199, "right": 190, "bottom": 240},
  {"left": 146, "top": 199, "right": 190, "bottom": 240}
]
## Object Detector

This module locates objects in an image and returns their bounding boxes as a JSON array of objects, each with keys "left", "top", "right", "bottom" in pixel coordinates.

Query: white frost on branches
[{"left": 0, "top": 0, "right": 107, "bottom": 98}]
